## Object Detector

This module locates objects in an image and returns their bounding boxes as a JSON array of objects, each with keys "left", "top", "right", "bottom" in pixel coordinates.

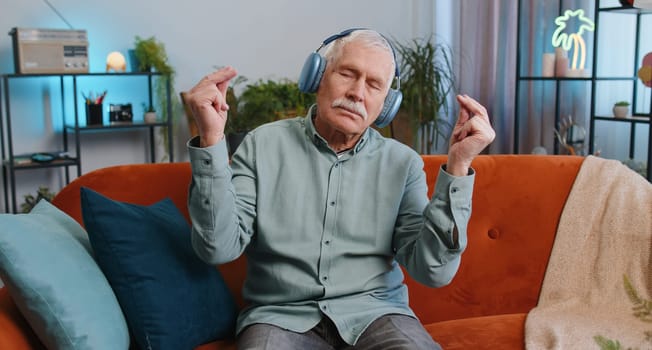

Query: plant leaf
[{"left": 594, "top": 335, "right": 622, "bottom": 350}]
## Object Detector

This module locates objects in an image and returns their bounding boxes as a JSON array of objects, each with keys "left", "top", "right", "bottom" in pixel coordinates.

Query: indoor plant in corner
[
  {"left": 133, "top": 35, "right": 180, "bottom": 160},
  {"left": 392, "top": 36, "right": 457, "bottom": 154}
]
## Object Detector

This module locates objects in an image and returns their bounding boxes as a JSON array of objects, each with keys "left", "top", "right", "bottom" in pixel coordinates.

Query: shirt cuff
[
  {"left": 187, "top": 136, "right": 230, "bottom": 176},
  {"left": 433, "top": 165, "right": 475, "bottom": 208}
]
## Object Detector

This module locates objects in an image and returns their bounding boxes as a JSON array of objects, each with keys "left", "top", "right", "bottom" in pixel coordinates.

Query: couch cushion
[
  {"left": 425, "top": 313, "right": 526, "bottom": 349},
  {"left": 194, "top": 339, "right": 238, "bottom": 350},
  {"left": 80, "top": 187, "right": 238, "bottom": 350},
  {"left": 0, "top": 200, "right": 129, "bottom": 350},
  {"left": 195, "top": 314, "right": 527, "bottom": 350},
  {"left": 0, "top": 288, "right": 46, "bottom": 350}
]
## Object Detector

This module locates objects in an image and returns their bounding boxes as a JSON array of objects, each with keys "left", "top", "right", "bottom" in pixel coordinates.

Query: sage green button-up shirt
[{"left": 187, "top": 107, "right": 474, "bottom": 345}]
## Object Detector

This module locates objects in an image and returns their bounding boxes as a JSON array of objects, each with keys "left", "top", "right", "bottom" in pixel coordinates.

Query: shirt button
[
  {"left": 324, "top": 240, "right": 331, "bottom": 245},
  {"left": 322, "top": 305, "right": 327, "bottom": 311},
  {"left": 334, "top": 163, "right": 339, "bottom": 168},
  {"left": 330, "top": 201, "right": 335, "bottom": 206},
  {"left": 203, "top": 159, "right": 211, "bottom": 166},
  {"left": 451, "top": 187, "right": 459, "bottom": 193},
  {"left": 322, "top": 276, "right": 328, "bottom": 281}
]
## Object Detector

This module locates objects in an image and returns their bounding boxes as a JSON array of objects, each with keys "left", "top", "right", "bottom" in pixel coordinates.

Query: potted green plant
[
  {"left": 132, "top": 35, "right": 180, "bottom": 160},
  {"left": 20, "top": 186, "right": 56, "bottom": 213},
  {"left": 224, "top": 77, "right": 315, "bottom": 154},
  {"left": 132, "top": 36, "right": 174, "bottom": 75},
  {"left": 142, "top": 102, "right": 157, "bottom": 123},
  {"left": 222, "top": 75, "right": 248, "bottom": 154},
  {"left": 613, "top": 101, "right": 630, "bottom": 118},
  {"left": 237, "top": 79, "right": 313, "bottom": 122},
  {"left": 392, "top": 36, "right": 457, "bottom": 154}
]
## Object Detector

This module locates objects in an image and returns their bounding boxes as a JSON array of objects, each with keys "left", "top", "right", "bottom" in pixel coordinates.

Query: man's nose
[{"left": 345, "top": 79, "right": 365, "bottom": 102}]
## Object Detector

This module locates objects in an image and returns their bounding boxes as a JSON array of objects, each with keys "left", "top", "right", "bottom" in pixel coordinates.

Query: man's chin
[{"left": 332, "top": 117, "right": 370, "bottom": 134}]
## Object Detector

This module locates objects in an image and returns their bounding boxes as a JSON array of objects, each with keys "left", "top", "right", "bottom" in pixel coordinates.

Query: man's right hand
[{"left": 186, "top": 67, "right": 238, "bottom": 148}]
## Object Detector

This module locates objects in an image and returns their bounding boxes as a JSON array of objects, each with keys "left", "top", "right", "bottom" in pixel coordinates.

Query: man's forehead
[{"left": 337, "top": 42, "right": 394, "bottom": 76}]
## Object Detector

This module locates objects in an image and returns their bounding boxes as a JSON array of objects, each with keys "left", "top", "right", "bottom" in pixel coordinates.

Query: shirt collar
[{"left": 303, "top": 104, "right": 371, "bottom": 156}]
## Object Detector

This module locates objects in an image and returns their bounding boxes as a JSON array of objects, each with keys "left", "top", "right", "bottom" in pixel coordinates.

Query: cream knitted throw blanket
[{"left": 524, "top": 156, "right": 652, "bottom": 349}]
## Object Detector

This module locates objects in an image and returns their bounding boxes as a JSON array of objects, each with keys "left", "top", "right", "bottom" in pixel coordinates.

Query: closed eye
[
  {"left": 368, "top": 80, "right": 383, "bottom": 90},
  {"left": 339, "top": 69, "right": 355, "bottom": 79}
]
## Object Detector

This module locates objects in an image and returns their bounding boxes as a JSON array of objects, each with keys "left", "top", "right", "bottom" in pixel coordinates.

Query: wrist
[
  {"left": 199, "top": 133, "right": 224, "bottom": 148},
  {"left": 445, "top": 160, "right": 471, "bottom": 176}
]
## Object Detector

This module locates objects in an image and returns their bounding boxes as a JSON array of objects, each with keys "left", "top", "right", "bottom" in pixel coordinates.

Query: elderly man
[{"left": 185, "top": 29, "right": 495, "bottom": 349}]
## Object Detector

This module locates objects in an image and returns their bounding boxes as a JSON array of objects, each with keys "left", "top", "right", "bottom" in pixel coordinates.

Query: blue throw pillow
[
  {"left": 0, "top": 200, "right": 129, "bottom": 349},
  {"left": 80, "top": 187, "right": 237, "bottom": 350}
]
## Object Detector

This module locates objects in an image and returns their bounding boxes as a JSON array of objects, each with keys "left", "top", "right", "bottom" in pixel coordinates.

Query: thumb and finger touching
[
  {"left": 450, "top": 95, "right": 496, "bottom": 152},
  {"left": 188, "top": 67, "right": 238, "bottom": 147}
]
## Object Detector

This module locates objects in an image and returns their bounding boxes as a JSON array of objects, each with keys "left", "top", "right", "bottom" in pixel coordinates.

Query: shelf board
[
  {"left": 4, "top": 155, "right": 79, "bottom": 170},
  {"left": 594, "top": 115, "right": 651, "bottom": 124},
  {"left": 596, "top": 76, "right": 637, "bottom": 81},
  {"left": 599, "top": 6, "right": 652, "bottom": 14},
  {"left": 1, "top": 72, "right": 162, "bottom": 78},
  {"left": 518, "top": 76, "right": 592, "bottom": 81},
  {"left": 519, "top": 77, "right": 639, "bottom": 81},
  {"left": 65, "top": 121, "right": 169, "bottom": 131}
]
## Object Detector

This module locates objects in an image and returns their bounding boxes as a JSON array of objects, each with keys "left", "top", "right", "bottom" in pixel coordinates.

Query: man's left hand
[{"left": 446, "top": 94, "right": 496, "bottom": 176}]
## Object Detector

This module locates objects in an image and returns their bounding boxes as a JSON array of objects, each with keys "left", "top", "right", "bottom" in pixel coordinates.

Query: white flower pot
[
  {"left": 144, "top": 112, "right": 157, "bottom": 123},
  {"left": 613, "top": 106, "right": 629, "bottom": 118}
]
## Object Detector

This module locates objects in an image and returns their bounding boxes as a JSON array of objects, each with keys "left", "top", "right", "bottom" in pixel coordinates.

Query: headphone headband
[
  {"left": 320, "top": 28, "right": 361, "bottom": 48},
  {"left": 316, "top": 28, "right": 400, "bottom": 82}
]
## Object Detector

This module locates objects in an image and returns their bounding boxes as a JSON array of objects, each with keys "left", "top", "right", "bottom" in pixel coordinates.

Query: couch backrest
[
  {"left": 52, "top": 155, "right": 584, "bottom": 322},
  {"left": 410, "top": 154, "right": 582, "bottom": 324},
  {"left": 53, "top": 162, "right": 193, "bottom": 224}
]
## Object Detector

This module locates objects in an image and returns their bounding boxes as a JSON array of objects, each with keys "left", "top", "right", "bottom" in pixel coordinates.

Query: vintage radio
[{"left": 9, "top": 27, "right": 89, "bottom": 74}]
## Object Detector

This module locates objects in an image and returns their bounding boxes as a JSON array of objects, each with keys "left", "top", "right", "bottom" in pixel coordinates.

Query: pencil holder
[{"left": 86, "top": 103, "right": 103, "bottom": 125}]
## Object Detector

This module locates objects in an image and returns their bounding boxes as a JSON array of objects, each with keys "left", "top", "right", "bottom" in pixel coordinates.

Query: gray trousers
[{"left": 237, "top": 314, "right": 443, "bottom": 350}]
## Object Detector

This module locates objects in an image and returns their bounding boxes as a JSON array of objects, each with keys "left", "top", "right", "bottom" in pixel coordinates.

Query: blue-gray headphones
[{"left": 298, "top": 28, "right": 402, "bottom": 128}]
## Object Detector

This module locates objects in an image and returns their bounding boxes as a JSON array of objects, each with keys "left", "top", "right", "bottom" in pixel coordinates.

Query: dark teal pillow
[{"left": 80, "top": 187, "right": 237, "bottom": 350}]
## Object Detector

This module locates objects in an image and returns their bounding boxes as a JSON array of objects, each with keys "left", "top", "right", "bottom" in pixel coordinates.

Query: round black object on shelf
[{"left": 30, "top": 153, "right": 56, "bottom": 163}]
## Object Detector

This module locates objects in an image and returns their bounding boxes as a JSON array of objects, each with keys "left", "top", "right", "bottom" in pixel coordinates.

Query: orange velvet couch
[{"left": 0, "top": 155, "right": 584, "bottom": 349}]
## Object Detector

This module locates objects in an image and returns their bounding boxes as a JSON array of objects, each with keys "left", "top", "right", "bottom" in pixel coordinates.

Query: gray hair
[{"left": 321, "top": 29, "right": 396, "bottom": 85}]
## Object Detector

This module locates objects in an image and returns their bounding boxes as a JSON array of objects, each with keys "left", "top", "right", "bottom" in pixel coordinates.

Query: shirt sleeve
[
  {"left": 186, "top": 136, "right": 256, "bottom": 265},
  {"left": 393, "top": 159, "right": 475, "bottom": 288}
]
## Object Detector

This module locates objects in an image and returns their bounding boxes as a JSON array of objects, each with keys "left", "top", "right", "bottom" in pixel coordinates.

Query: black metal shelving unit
[
  {"left": 0, "top": 72, "right": 173, "bottom": 213},
  {"left": 589, "top": 3, "right": 651, "bottom": 181},
  {"left": 514, "top": 0, "right": 651, "bottom": 182},
  {"left": 514, "top": 0, "right": 594, "bottom": 156}
]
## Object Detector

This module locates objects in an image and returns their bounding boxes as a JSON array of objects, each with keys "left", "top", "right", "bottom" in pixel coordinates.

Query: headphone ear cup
[
  {"left": 374, "top": 89, "right": 403, "bottom": 128},
  {"left": 298, "top": 52, "right": 326, "bottom": 93}
]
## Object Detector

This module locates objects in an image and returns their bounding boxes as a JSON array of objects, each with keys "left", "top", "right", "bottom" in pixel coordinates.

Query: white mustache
[{"left": 331, "top": 98, "right": 368, "bottom": 120}]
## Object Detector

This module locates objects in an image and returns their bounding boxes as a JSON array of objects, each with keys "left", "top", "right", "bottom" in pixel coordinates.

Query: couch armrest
[{"left": 0, "top": 287, "right": 45, "bottom": 349}]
